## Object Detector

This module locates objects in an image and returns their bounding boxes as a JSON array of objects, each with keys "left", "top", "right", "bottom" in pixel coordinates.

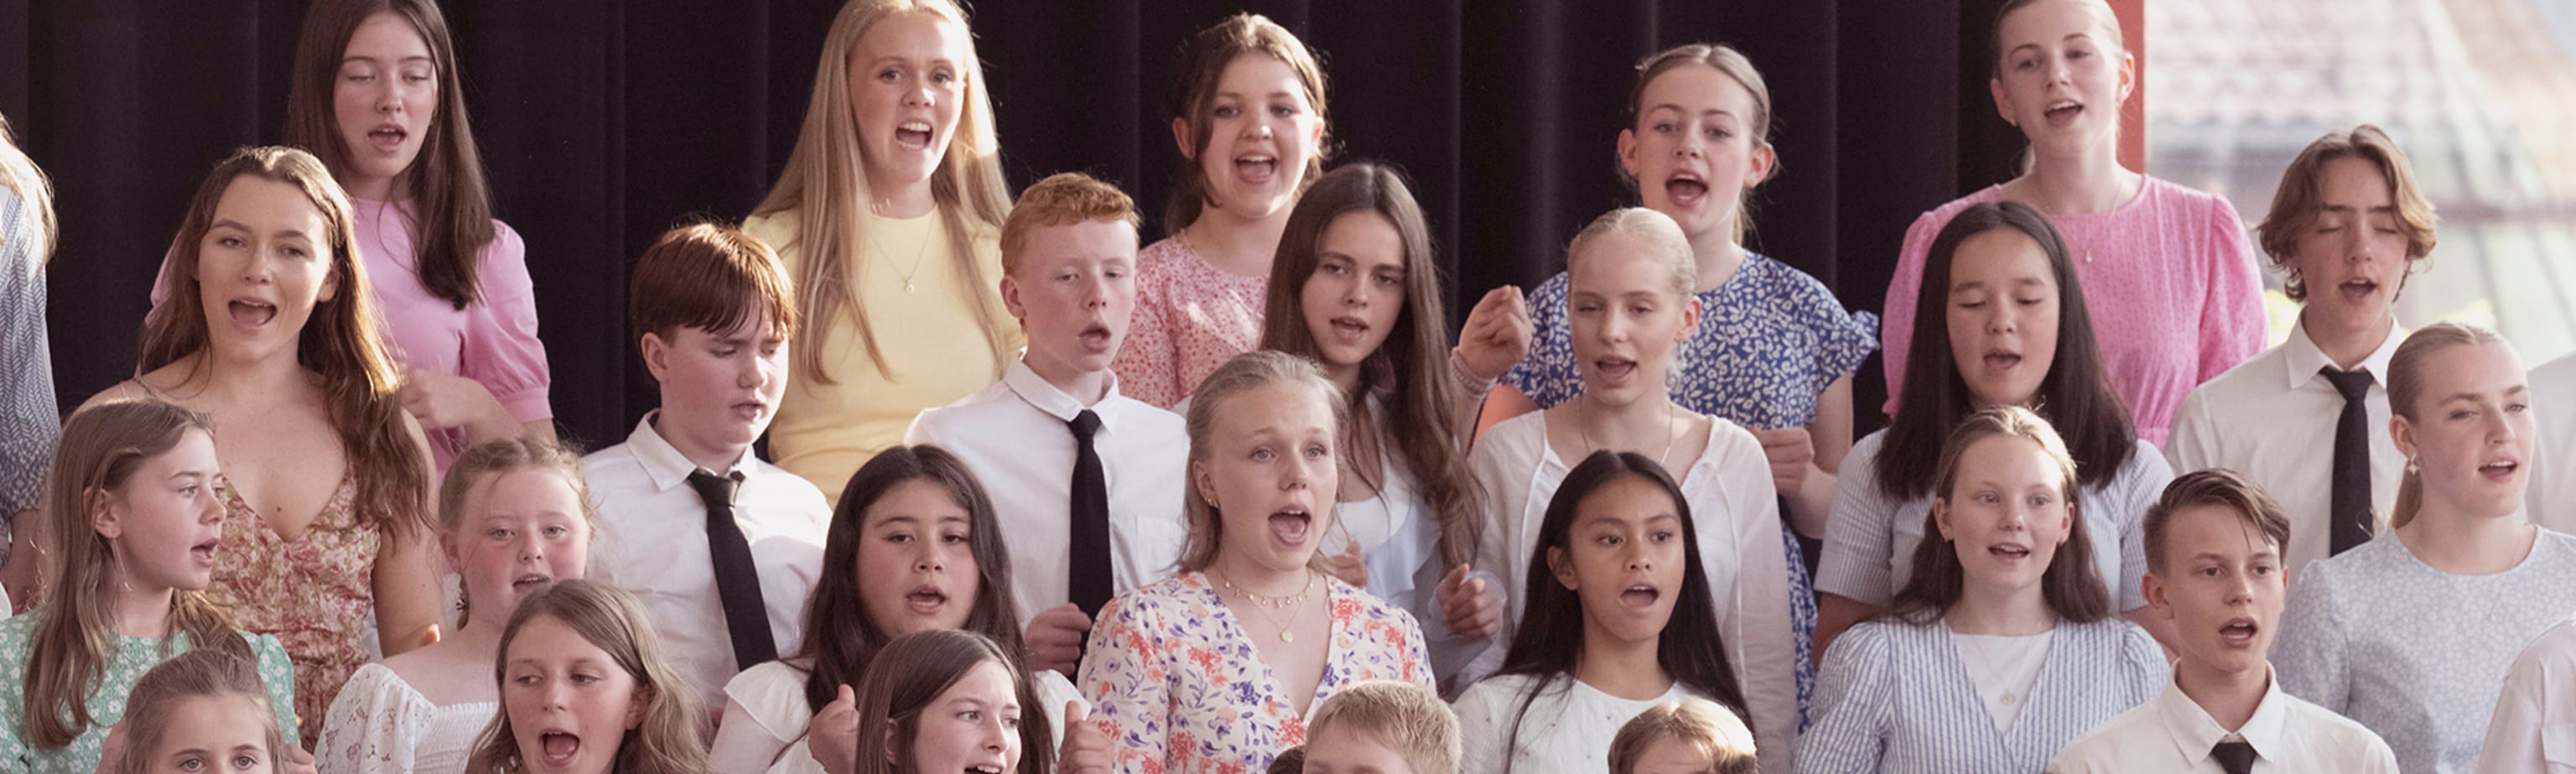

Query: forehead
[
  {"left": 157, "top": 694, "right": 273, "bottom": 744},
  {"left": 2410, "top": 341, "right": 2526, "bottom": 399},
  {"left": 1998, "top": 0, "right": 2116, "bottom": 47},
  {"left": 1215, "top": 52, "right": 1307, "bottom": 98},
  {"left": 1576, "top": 474, "right": 1679, "bottom": 522},
  {"left": 1949, "top": 229, "right": 2052, "bottom": 283},
  {"left": 1021, "top": 218, "right": 1139, "bottom": 260},
  {"left": 1569, "top": 234, "right": 1680, "bottom": 293},
  {"left": 1955, "top": 434, "right": 2061, "bottom": 484},
  {"left": 1319, "top": 211, "right": 1407, "bottom": 266},
  {"left": 212, "top": 176, "right": 330, "bottom": 234},
  {"left": 2313, "top": 155, "right": 2396, "bottom": 206},
  {"left": 2161, "top": 503, "right": 2275, "bottom": 559},
  {"left": 854, "top": 9, "right": 967, "bottom": 61},
  {"left": 1304, "top": 725, "right": 1411, "bottom": 770},
  {"left": 861, "top": 478, "right": 969, "bottom": 526},
  {"left": 345, "top": 12, "right": 431, "bottom": 57},
  {"left": 1640, "top": 64, "right": 1755, "bottom": 114},
  {"left": 474, "top": 469, "right": 583, "bottom": 513},
  {"left": 509, "top": 615, "right": 614, "bottom": 662},
  {"left": 1209, "top": 382, "right": 1336, "bottom": 436},
  {"left": 937, "top": 659, "right": 1021, "bottom": 703}
]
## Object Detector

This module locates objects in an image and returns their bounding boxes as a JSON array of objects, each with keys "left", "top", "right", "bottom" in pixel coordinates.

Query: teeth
[{"left": 901, "top": 121, "right": 931, "bottom": 132}]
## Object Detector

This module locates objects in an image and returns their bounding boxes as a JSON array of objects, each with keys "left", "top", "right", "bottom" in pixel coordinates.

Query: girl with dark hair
[
  {"left": 848, "top": 630, "right": 1053, "bottom": 774},
  {"left": 1814, "top": 200, "right": 2175, "bottom": 660},
  {"left": 708, "top": 445, "right": 1079, "bottom": 774},
  {"left": 1796, "top": 407, "right": 2164, "bottom": 772},
  {"left": 1453, "top": 449, "right": 1751, "bottom": 773}
]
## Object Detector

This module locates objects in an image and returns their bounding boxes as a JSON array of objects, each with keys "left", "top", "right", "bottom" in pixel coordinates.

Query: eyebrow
[
  {"left": 343, "top": 54, "right": 434, "bottom": 65},
  {"left": 1950, "top": 278, "right": 2049, "bottom": 292},
  {"left": 2319, "top": 204, "right": 2398, "bottom": 216},
  {"left": 2006, "top": 34, "right": 2094, "bottom": 57},
  {"left": 2443, "top": 386, "right": 2531, "bottom": 403},
  {"left": 1644, "top": 102, "right": 1741, "bottom": 119},
  {"left": 209, "top": 219, "right": 311, "bottom": 241}
]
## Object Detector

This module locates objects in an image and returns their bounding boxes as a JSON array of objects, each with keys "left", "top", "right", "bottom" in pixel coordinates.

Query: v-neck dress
[
  {"left": 1794, "top": 616, "right": 2166, "bottom": 773},
  {"left": 1076, "top": 571, "right": 1432, "bottom": 774},
  {"left": 205, "top": 472, "right": 377, "bottom": 749}
]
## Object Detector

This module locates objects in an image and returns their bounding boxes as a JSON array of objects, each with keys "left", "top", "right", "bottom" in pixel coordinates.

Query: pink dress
[
  {"left": 1877, "top": 177, "right": 2266, "bottom": 446},
  {"left": 1077, "top": 572, "right": 1432, "bottom": 774},
  {"left": 204, "top": 473, "right": 377, "bottom": 750},
  {"left": 1109, "top": 237, "right": 1268, "bottom": 408}
]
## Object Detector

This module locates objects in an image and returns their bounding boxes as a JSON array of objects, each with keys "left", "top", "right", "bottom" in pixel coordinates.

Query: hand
[
  {"left": 396, "top": 368, "right": 511, "bottom": 437},
  {"left": 809, "top": 684, "right": 862, "bottom": 774},
  {"left": 1753, "top": 427, "right": 1814, "bottom": 497},
  {"left": 280, "top": 745, "right": 318, "bottom": 774},
  {"left": 1324, "top": 542, "right": 1369, "bottom": 590},
  {"left": 1454, "top": 286, "right": 1534, "bottom": 382},
  {"left": 1056, "top": 701, "right": 1114, "bottom": 773},
  {"left": 1025, "top": 604, "right": 1094, "bottom": 676},
  {"left": 1437, "top": 564, "right": 1504, "bottom": 641}
]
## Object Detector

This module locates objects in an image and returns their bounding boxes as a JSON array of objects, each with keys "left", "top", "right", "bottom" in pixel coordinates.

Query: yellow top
[{"left": 746, "top": 208, "right": 1023, "bottom": 504}]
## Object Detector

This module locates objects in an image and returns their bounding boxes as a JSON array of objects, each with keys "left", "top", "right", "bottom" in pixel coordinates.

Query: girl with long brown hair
[{"left": 463, "top": 579, "right": 709, "bottom": 774}]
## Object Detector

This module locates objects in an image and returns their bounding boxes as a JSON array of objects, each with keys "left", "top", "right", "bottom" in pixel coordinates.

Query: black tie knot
[
  {"left": 2321, "top": 366, "right": 2374, "bottom": 403},
  {"left": 2211, "top": 739, "right": 2257, "bottom": 774},
  {"left": 1071, "top": 409, "right": 1103, "bottom": 440},
  {"left": 687, "top": 470, "right": 741, "bottom": 509}
]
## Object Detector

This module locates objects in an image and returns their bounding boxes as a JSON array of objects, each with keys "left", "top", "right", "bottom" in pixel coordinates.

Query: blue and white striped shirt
[{"left": 1794, "top": 616, "right": 2166, "bottom": 773}]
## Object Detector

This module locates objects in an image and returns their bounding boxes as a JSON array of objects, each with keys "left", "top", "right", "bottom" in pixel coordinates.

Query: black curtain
[{"left": 4, "top": 0, "right": 2010, "bottom": 449}]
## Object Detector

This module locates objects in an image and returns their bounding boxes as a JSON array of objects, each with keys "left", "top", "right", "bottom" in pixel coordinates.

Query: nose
[
  {"left": 1675, "top": 123, "right": 1706, "bottom": 158},
  {"left": 1083, "top": 273, "right": 1110, "bottom": 309},
  {"left": 1624, "top": 547, "right": 1653, "bottom": 572},
  {"left": 1986, "top": 304, "right": 2018, "bottom": 335},
  {"left": 538, "top": 678, "right": 572, "bottom": 709},
  {"left": 903, "top": 79, "right": 932, "bottom": 108},
  {"left": 913, "top": 545, "right": 945, "bottom": 573},
  {"left": 2224, "top": 569, "right": 2254, "bottom": 605},
  {"left": 517, "top": 533, "right": 544, "bottom": 564}
]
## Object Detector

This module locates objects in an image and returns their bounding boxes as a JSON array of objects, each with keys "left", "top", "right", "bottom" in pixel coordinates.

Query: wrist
[{"left": 1449, "top": 348, "right": 1499, "bottom": 391}]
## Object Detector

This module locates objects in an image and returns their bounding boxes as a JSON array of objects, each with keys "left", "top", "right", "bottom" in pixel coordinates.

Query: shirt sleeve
[
  {"left": 1795, "top": 623, "right": 1894, "bottom": 774},
  {"left": 2273, "top": 561, "right": 2349, "bottom": 712},
  {"left": 1462, "top": 424, "right": 1530, "bottom": 686},
  {"left": 708, "top": 663, "right": 809, "bottom": 772},
  {"left": 1078, "top": 592, "right": 1171, "bottom": 774},
  {"left": 248, "top": 634, "right": 304, "bottom": 746},
  {"left": 315, "top": 665, "right": 431, "bottom": 773},
  {"left": 0, "top": 237, "right": 56, "bottom": 516},
  {"left": 1815, "top": 437, "right": 1899, "bottom": 605},
  {"left": 1788, "top": 268, "right": 1880, "bottom": 393},
  {"left": 1711, "top": 426, "right": 1798, "bottom": 774},
  {"left": 2117, "top": 623, "right": 2173, "bottom": 704},
  {"left": 1111, "top": 268, "right": 1184, "bottom": 408},
  {"left": 2114, "top": 445, "right": 2174, "bottom": 612},
  {"left": 2475, "top": 664, "right": 2549, "bottom": 774},
  {"left": 1878, "top": 211, "right": 1947, "bottom": 415},
  {"left": 2163, "top": 387, "right": 2222, "bottom": 475},
  {"left": 1450, "top": 681, "right": 1509, "bottom": 774},
  {"left": 2196, "top": 197, "right": 2268, "bottom": 383},
  {"left": 456, "top": 224, "right": 553, "bottom": 423}
]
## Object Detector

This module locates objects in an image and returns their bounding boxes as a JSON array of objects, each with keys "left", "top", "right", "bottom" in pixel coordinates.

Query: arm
[
  {"left": 2163, "top": 388, "right": 2220, "bottom": 475},
  {"left": 708, "top": 697, "right": 798, "bottom": 774},
  {"left": 1475, "top": 384, "right": 1540, "bottom": 441},
  {"left": 1449, "top": 684, "right": 1508, "bottom": 774},
  {"left": 0, "top": 252, "right": 59, "bottom": 602},
  {"left": 1109, "top": 274, "right": 1182, "bottom": 408},
  {"left": 2272, "top": 564, "right": 2348, "bottom": 712},
  {"left": 251, "top": 636, "right": 304, "bottom": 751},
  {"left": 2116, "top": 448, "right": 2179, "bottom": 654},
  {"left": 452, "top": 225, "right": 555, "bottom": 445},
  {"left": 1075, "top": 595, "right": 1170, "bottom": 773},
  {"left": 374, "top": 416, "right": 444, "bottom": 656},
  {"left": 1794, "top": 625, "right": 1894, "bottom": 774},
  {"left": 1811, "top": 439, "right": 1895, "bottom": 660},
  {"left": 1722, "top": 442, "right": 1799, "bottom": 774},
  {"left": 2197, "top": 199, "right": 2268, "bottom": 382},
  {"left": 1459, "top": 431, "right": 1527, "bottom": 685}
]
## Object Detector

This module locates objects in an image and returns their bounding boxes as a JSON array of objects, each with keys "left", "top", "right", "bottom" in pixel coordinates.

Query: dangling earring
[{"left": 2406, "top": 457, "right": 2420, "bottom": 474}]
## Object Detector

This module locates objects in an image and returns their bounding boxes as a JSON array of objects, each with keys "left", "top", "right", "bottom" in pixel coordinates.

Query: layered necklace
[{"left": 1213, "top": 568, "right": 1317, "bottom": 644}]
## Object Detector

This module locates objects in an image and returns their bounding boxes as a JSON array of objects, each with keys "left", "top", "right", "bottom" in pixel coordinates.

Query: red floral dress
[{"left": 205, "top": 473, "right": 377, "bottom": 749}]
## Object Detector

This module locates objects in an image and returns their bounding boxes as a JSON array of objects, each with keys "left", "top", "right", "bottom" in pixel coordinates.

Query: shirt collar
[
  {"left": 624, "top": 409, "right": 757, "bottom": 492},
  {"left": 1001, "top": 357, "right": 1125, "bottom": 433},
  {"left": 2156, "top": 665, "right": 2293, "bottom": 766},
  {"left": 2283, "top": 316, "right": 2403, "bottom": 391}
]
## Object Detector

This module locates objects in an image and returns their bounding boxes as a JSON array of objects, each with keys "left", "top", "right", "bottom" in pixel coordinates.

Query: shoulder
[
  {"left": 1135, "top": 237, "right": 1195, "bottom": 273},
  {"left": 578, "top": 442, "right": 646, "bottom": 483},
  {"left": 2275, "top": 688, "right": 2393, "bottom": 747},
  {"left": 911, "top": 380, "right": 1020, "bottom": 429},
  {"left": 1843, "top": 429, "right": 1889, "bottom": 470},
  {"left": 1453, "top": 673, "right": 1542, "bottom": 714},
  {"left": 2116, "top": 439, "right": 2174, "bottom": 481},
  {"left": 1911, "top": 186, "right": 2010, "bottom": 234},
  {"left": 747, "top": 461, "right": 829, "bottom": 509},
  {"left": 330, "top": 662, "right": 430, "bottom": 714},
  {"left": 0, "top": 611, "right": 36, "bottom": 651},
  {"left": 742, "top": 210, "right": 799, "bottom": 251},
  {"left": 2533, "top": 351, "right": 2576, "bottom": 389},
  {"left": 1107, "top": 396, "right": 1187, "bottom": 436},
  {"left": 2049, "top": 702, "right": 2163, "bottom": 769},
  {"left": 2100, "top": 620, "right": 2172, "bottom": 671},
  {"left": 1825, "top": 619, "right": 1908, "bottom": 667},
  {"left": 2140, "top": 175, "right": 2237, "bottom": 214},
  {"left": 1530, "top": 272, "right": 1571, "bottom": 305},
  {"left": 470, "top": 220, "right": 534, "bottom": 293},
  {"left": 2183, "top": 345, "right": 2290, "bottom": 406},
  {"left": 1468, "top": 413, "right": 1546, "bottom": 470}
]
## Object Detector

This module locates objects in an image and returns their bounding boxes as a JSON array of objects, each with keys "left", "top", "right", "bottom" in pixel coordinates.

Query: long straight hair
[
  {"left": 849, "top": 629, "right": 1054, "bottom": 774},
  {"left": 110, "top": 650, "right": 293, "bottom": 774},
  {"left": 0, "top": 112, "right": 54, "bottom": 262},
  {"left": 284, "top": 0, "right": 497, "bottom": 310},
  {"left": 25, "top": 401, "right": 256, "bottom": 750},
  {"left": 1878, "top": 200, "right": 2132, "bottom": 501},
  {"left": 1881, "top": 406, "right": 2111, "bottom": 626},
  {"left": 754, "top": 0, "right": 1012, "bottom": 382},
  {"left": 1258, "top": 162, "right": 1477, "bottom": 569},
  {"left": 796, "top": 444, "right": 1027, "bottom": 714},
  {"left": 2384, "top": 322, "right": 2515, "bottom": 529},
  {"left": 1491, "top": 451, "right": 1750, "bottom": 774},
  {"left": 140, "top": 146, "right": 434, "bottom": 538},
  {"left": 465, "top": 579, "right": 709, "bottom": 774}
]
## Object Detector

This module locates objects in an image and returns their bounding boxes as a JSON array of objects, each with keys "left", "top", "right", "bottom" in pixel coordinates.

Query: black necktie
[
  {"left": 1068, "top": 410, "right": 1113, "bottom": 617},
  {"left": 687, "top": 470, "right": 777, "bottom": 670},
  {"left": 2322, "top": 367, "right": 2376, "bottom": 555},
  {"left": 2211, "top": 739, "right": 2256, "bottom": 774}
]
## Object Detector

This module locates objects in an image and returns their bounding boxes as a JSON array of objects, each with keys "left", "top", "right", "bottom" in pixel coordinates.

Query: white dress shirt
[
  {"left": 2525, "top": 353, "right": 2576, "bottom": 534},
  {"left": 2166, "top": 319, "right": 2407, "bottom": 579},
  {"left": 2053, "top": 666, "right": 2398, "bottom": 773},
  {"left": 1466, "top": 411, "right": 1797, "bottom": 774},
  {"left": 2479, "top": 617, "right": 2576, "bottom": 774},
  {"left": 906, "top": 359, "right": 1190, "bottom": 626},
  {"left": 584, "top": 412, "right": 830, "bottom": 714}
]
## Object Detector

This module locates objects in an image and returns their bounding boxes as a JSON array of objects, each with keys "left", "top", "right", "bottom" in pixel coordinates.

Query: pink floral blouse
[
  {"left": 203, "top": 473, "right": 377, "bottom": 750},
  {"left": 1077, "top": 572, "right": 1432, "bottom": 774},
  {"left": 1109, "top": 237, "right": 1269, "bottom": 408}
]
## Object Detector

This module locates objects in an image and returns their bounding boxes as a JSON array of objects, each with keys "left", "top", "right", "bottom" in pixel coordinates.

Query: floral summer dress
[{"left": 205, "top": 472, "right": 377, "bottom": 749}]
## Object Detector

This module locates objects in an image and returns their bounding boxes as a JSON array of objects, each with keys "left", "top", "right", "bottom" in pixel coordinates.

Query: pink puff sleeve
[
  {"left": 2194, "top": 198, "right": 2267, "bottom": 383},
  {"left": 459, "top": 223, "right": 553, "bottom": 423},
  {"left": 1877, "top": 210, "right": 1946, "bottom": 416},
  {"left": 1112, "top": 268, "right": 1185, "bottom": 408}
]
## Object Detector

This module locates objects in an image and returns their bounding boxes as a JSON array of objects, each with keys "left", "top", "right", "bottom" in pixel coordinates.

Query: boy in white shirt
[
  {"left": 583, "top": 223, "right": 829, "bottom": 715},
  {"left": 2052, "top": 470, "right": 2395, "bottom": 772},
  {"left": 2165, "top": 125, "right": 2432, "bottom": 579},
  {"left": 907, "top": 173, "right": 1188, "bottom": 674}
]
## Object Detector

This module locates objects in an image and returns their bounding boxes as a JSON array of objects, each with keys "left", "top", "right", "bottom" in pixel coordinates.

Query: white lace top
[{"left": 315, "top": 662, "right": 497, "bottom": 774}]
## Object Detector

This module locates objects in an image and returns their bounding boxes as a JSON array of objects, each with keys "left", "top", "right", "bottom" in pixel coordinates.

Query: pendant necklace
[{"left": 1215, "top": 569, "right": 1317, "bottom": 643}]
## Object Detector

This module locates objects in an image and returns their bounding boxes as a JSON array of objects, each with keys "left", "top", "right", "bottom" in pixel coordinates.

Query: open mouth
[
  {"left": 1593, "top": 356, "right": 1638, "bottom": 383},
  {"left": 2219, "top": 617, "right": 2259, "bottom": 644},
  {"left": 228, "top": 300, "right": 278, "bottom": 328},
  {"left": 512, "top": 573, "right": 553, "bottom": 593},
  {"left": 1269, "top": 507, "right": 1311, "bottom": 546},
  {"left": 1665, "top": 173, "right": 1708, "bottom": 207},
  {"left": 2044, "top": 99, "right": 2084, "bottom": 125},
  {"left": 1328, "top": 315, "right": 1369, "bottom": 341},
  {"left": 2481, "top": 460, "right": 2521, "bottom": 481},
  {"left": 1982, "top": 350, "right": 2022, "bottom": 372},
  {"left": 731, "top": 400, "right": 767, "bottom": 420},
  {"left": 1618, "top": 584, "right": 1661, "bottom": 609},
  {"left": 2338, "top": 278, "right": 2379, "bottom": 304},
  {"left": 368, "top": 122, "right": 408, "bottom": 151},
  {"left": 1233, "top": 153, "right": 1278, "bottom": 184},
  {"left": 965, "top": 765, "right": 1004, "bottom": 774},
  {"left": 540, "top": 730, "right": 580, "bottom": 766},
  {"left": 906, "top": 586, "right": 948, "bottom": 615},
  {"left": 190, "top": 538, "right": 219, "bottom": 566},
  {"left": 1078, "top": 322, "right": 1114, "bottom": 351},
  {"left": 1988, "top": 543, "right": 2033, "bottom": 560},
  {"left": 896, "top": 120, "right": 934, "bottom": 150}
]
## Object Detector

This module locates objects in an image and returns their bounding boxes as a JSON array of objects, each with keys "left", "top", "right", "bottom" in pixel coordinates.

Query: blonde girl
[{"left": 0, "top": 112, "right": 57, "bottom": 608}]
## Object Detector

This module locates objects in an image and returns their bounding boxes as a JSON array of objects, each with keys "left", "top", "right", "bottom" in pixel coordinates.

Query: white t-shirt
[
  {"left": 1946, "top": 622, "right": 2055, "bottom": 731},
  {"left": 709, "top": 659, "right": 1084, "bottom": 774},
  {"left": 1452, "top": 673, "right": 1701, "bottom": 773}
]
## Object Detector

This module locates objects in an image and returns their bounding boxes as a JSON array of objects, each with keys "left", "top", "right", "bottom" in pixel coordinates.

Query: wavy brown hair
[
  {"left": 753, "top": 0, "right": 1013, "bottom": 382},
  {"left": 465, "top": 579, "right": 709, "bottom": 774},
  {"left": 1882, "top": 406, "right": 2111, "bottom": 626},
  {"left": 2255, "top": 125, "right": 2439, "bottom": 301},
  {"left": 796, "top": 444, "right": 1026, "bottom": 715},
  {"left": 1259, "top": 162, "right": 1478, "bottom": 569},
  {"left": 285, "top": 0, "right": 497, "bottom": 310},
  {"left": 24, "top": 400, "right": 256, "bottom": 750},
  {"left": 849, "top": 629, "right": 1053, "bottom": 774},
  {"left": 110, "top": 649, "right": 293, "bottom": 774},
  {"left": 1161, "top": 13, "right": 1332, "bottom": 232}
]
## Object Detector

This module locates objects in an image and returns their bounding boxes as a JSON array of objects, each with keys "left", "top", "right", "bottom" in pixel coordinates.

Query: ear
[
  {"left": 1989, "top": 77, "right": 2016, "bottom": 128},
  {"left": 2391, "top": 413, "right": 2419, "bottom": 463},
  {"left": 1000, "top": 273, "right": 1028, "bottom": 320},
  {"left": 1931, "top": 498, "right": 1954, "bottom": 541},
  {"left": 2141, "top": 571, "right": 2173, "bottom": 618},
  {"left": 317, "top": 262, "right": 342, "bottom": 304},
  {"left": 91, "top": 488, "right": 124, "bottom": 541},
  {"left": 1744, "top": 142, "right": 1779, "bottom": 188},
  {"left": 2116, "top": 49, "right": 2137, "bottom": 104},
  {"left": 1616, "top": 128, "right": 1643, "bottom": 180},
  {"left": 624, "top": 684, "right": 649, "bottom": 729},
  {"left": 884, "top": 725, "right": 901, "bottom": 766},
  {"left": 1546, "top": 545, "right": 1578, "bottom": 592},
  {"left": 1171, "top": 117, "right": 1196, "bottom": 160},
  {"left": 640, "top": 331, "right": 673, "bottom": 386},
  {"left": 1677, "top": 296, "right": 1705, "bottom": 341},
  {"left": 1191, "top": 460, "right": 1218, "bottom": 511}
]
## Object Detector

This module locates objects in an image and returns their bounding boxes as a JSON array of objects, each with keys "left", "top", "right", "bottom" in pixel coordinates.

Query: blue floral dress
[{"left": 1499, "top": 250, "right": 1878, "bottom": 726}]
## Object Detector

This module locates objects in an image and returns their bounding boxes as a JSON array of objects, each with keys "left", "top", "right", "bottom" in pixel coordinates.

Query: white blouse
[
  {"left": 1452, "top": 673, "right": 1701, "bottom": 774},
  {"left": 710, "top": 659, "right": 1084, "bottom": 774},
  {"left": 1465, "top": 411, "right": 1796, "bottom": 773},
  {"left": 315, "top": 662, "right": 497, "bottom": 774}
]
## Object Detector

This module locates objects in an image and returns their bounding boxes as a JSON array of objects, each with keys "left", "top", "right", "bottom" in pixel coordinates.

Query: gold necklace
[
  {"left": 868, "top": 205, "right": 935, "bottom": 293},
  {"left": 1213, "top": 569, "right": 1317, "bottom": 643},
  {"left": 1576, "top": 396, "right": 1680, "bottom": 470}
]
